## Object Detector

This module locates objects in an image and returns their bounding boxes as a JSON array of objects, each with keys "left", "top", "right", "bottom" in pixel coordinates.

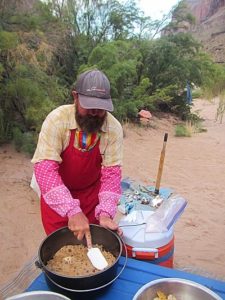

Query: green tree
[
  {"left": 84, "top": 40, "right": 141, "bottom": 99},
  {"left": 144, "top": 33, "right": 201, "bottom": 91},
  {"left": 0, "top": 2, "right": 69, "bottom": 150}
]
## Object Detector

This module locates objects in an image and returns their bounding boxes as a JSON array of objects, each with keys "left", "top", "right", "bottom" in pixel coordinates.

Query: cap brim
[{"left": 78, "top": 94, "right": 114, "bottom": 112}]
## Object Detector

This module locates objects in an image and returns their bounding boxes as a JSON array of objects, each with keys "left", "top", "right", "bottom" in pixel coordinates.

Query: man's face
[{"left": 74, "top": 94, "right": 106, "bottom": 133}]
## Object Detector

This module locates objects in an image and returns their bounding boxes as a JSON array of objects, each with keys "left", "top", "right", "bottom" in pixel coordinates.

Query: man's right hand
[{"left": 68, "top": 212, "right": 91, "bottom": 246}]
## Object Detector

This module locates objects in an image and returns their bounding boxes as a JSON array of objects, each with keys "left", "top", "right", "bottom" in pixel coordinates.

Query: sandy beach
[{"left": 0, "top": 98, "right": 224, "bottom": 296}]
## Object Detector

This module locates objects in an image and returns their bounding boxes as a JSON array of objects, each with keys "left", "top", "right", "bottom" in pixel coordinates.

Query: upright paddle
[{"left": 154, "top": 133, "right": 168, "bottom": 195}]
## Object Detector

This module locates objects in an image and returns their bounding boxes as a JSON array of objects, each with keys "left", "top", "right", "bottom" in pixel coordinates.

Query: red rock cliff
[{"left": 185, "top": 0, "right": 225, "bottom": 23}]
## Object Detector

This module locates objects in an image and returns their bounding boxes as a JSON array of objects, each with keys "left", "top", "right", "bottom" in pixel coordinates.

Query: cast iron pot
[{"left": 36, "top": 224, "right": 126, "bottom": 293}]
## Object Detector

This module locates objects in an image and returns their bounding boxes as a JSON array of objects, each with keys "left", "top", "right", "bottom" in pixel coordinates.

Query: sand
[{"left": 0, "top": 98, "right": 224, "bottom": 292}]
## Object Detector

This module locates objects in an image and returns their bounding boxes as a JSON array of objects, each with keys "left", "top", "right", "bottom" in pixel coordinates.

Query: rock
[
  {"left": 163, "top": 0, "right": 225, "bottom": 63},
  {"left": 138, "top": 110, "right": 152, "bottom": 119}
]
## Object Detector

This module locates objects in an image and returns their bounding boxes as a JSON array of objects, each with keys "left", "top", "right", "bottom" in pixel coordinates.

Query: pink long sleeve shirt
[{"left": 34, "top": 160, "right": 122, "bottom": 219}]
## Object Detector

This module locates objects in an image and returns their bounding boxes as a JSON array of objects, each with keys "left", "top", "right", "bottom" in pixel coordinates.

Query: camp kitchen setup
[{"left": 3, "top": 134, "right": 225, "bottom": 300}]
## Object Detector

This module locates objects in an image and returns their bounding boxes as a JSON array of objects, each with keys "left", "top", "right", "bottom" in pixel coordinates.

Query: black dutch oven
[{"left": 36, "top": 224, "right": 126, "bottom": 295}]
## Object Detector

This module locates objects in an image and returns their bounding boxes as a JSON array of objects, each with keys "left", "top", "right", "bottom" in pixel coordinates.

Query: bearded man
[{"left": 31, "top": 69, "right": 123, "bottom": 243}]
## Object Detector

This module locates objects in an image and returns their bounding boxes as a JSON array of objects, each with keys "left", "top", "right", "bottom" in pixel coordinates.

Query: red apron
[{"left": 41, "top": 129, "right": 102, "bottom": 235}]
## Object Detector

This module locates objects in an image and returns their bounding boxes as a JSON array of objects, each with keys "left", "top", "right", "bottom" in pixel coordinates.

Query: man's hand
[
  {"left": 68, "top": 212, "right": 91, "bottom": 246},
  {"left": 99, "top": 215, "right": 123, "bottom": 236}
]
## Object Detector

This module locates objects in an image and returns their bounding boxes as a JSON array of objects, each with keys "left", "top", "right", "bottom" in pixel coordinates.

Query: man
[{"left": 31, "top": 69, "right": 123, "bottom": 243}]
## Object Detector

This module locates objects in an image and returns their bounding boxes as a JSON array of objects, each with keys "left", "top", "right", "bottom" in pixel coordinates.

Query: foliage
[
  {"left": 0, "top": 0, "right": 223, "bottom": 153},
  {"left": 200, "top": 60, "right": 225, "bottom": 123},
  {"left": 144, "top": 33, "right": 202, "bottom": 90},
  {"left": 1, "top": 63, "right": 66, "bottom": 130},
  {"left": 113, "top": 98, "right": 145, "bottom": 121},
  {"left": 83, "top": 40, "right": 141, "bottom": 99},
  {"left": 175, "top": 123, "right": 191, "bottom": 137},
  {"left": 49, "top": 0, "right": 163, "bottom": 41},
  {"left": 175, "top": 118, "right": 207, "bottom": 137},
  {"left": 172, "top": 0, "right": 196, "bottom": 25},
  {"left": 192, "top": 88, "right": 203, "bottom": 99},
  {"left": 215, "top": 94, "right": 225, "bottom": 124},
  {"left": 0, "top": 31, "right": 18, "bottom": 50},
  {"left": 12, "top": 127, "right": 36, "bottom": 155},
  {"left": 0, "top": 109, "right": 12, "bottom": 144},
  {"left": 185, "top": 112, "right": 206, "bottom": 134},
  {"left": 201, "top": 63, "right": 225, "bottom": 99},
  {"left": 0, "top": 63, "right": 4, "bottom": 81}
]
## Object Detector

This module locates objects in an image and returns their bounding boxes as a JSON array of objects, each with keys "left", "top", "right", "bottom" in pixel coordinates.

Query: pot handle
[{"left": 35, "top": 260, "right": 43, "bottom": 269}]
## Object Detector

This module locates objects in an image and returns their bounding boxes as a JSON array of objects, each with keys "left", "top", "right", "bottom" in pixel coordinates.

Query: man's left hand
[{"left": 99, "top": 215, "right": 123, "bottom": 236}]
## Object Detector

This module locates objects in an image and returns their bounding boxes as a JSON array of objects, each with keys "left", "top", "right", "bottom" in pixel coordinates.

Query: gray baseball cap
[{"left": 75, "top": 69, "right": 114, "bottom": 112}]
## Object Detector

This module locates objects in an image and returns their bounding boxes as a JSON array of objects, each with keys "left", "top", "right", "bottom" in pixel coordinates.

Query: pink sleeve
[
  {"left": 34, "top": 160, "right": 81, "bottom": 217},
  {"left": 95, "top": 165, "right": 122, "bottom": 220}
]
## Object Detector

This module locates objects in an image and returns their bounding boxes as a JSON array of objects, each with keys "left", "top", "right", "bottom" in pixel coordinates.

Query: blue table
[{"left": 27, "top": 257, "right": 225, "bottom": 299}]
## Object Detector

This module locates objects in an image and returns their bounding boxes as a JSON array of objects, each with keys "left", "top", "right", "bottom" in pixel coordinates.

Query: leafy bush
[
  {"left": 0, "top": 109, "right": 12, "bottom": 144},
  {"left": 13, "top": 127, "right": 36, "bottom": 156},
  {"left": 20, "top": 132, "right": 36, "bottom": 155},
  {"left": 84, "top": 40, "right": 140, "bottom": 99},
  {"left": 12, "top": 127, "right": 24, "bottom": 151},
  {"left": 175, "top": 124, "right": 191, "bottom": 137},
  {"left": 192, "top": 88, "right": 203, "bottom": 99},
  {"left": 113, "top": 100, "right": 136, "bottom": 121},
  {"left": 0, "top": 31, "right": 18, "bottom": 50}
]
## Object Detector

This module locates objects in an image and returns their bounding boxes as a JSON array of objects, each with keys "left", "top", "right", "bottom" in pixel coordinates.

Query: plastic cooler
[{"left": 119, "top": 211, "right": 174, "bottom": 268}]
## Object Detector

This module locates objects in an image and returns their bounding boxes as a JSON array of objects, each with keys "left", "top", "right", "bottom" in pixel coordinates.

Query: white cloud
[{"left": 137, "top": 0, "right": 180, "bottom": 20}]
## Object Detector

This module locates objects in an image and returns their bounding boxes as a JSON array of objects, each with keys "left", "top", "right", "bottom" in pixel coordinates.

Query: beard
[{"left": 75, "top": 107, "right": 106, "bottom": 134}]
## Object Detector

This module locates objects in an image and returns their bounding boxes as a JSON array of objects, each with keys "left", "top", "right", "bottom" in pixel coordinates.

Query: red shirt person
[{"left": 31, "top": 69, "right": 123, "bottom": 243}]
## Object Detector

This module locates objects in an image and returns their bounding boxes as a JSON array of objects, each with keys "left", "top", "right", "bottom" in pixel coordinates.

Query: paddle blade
[{"left": 87, "top": 247, "right": 108, "bottom": 270}]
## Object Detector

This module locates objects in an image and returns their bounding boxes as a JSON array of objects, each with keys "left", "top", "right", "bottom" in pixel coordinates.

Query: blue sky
[{"left": 138, "top": 0, "right": 180, "bottom": 19}]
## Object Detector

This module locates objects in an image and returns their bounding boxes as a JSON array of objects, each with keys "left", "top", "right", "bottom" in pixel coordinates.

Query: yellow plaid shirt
[{"left": 31, "top": 104, "right": 123, "bottom": 166}]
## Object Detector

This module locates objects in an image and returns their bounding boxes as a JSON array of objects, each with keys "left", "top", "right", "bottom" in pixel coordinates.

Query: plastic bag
[{"left": 145, "top": 195, "right": 187, "bottom": 233}]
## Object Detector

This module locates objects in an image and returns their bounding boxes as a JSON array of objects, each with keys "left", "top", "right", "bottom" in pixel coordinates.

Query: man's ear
[{"left": 72, "top": 90, "right": 78, "bottom": 103}]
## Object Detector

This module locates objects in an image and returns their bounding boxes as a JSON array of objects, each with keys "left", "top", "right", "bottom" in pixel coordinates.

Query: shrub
[
  {"left": 175, "top": 123, "right": 192, "bottom": 137},
  {"left": 13, "top": 127, "right": 36, "bottom": 156},
  {"left": 0, "top": 109, "right": 12, "bottom": 144},
  {"left": 192, "top": 88, "right": 203, "bottom": 99}
]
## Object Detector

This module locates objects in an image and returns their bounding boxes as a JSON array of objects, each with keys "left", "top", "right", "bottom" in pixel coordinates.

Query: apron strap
[{"left": 69, "top": 129, "right": 76, "bottom": 148}]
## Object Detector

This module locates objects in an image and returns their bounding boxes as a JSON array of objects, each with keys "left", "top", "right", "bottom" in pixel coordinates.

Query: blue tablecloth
[{"left": 27, "top": 257, "right": 225, "bottom": 299}]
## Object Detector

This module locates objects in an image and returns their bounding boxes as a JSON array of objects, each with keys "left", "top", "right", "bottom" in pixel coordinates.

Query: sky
[{"left": 137, "top": 0, "right": 180, "bottom": 20}]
